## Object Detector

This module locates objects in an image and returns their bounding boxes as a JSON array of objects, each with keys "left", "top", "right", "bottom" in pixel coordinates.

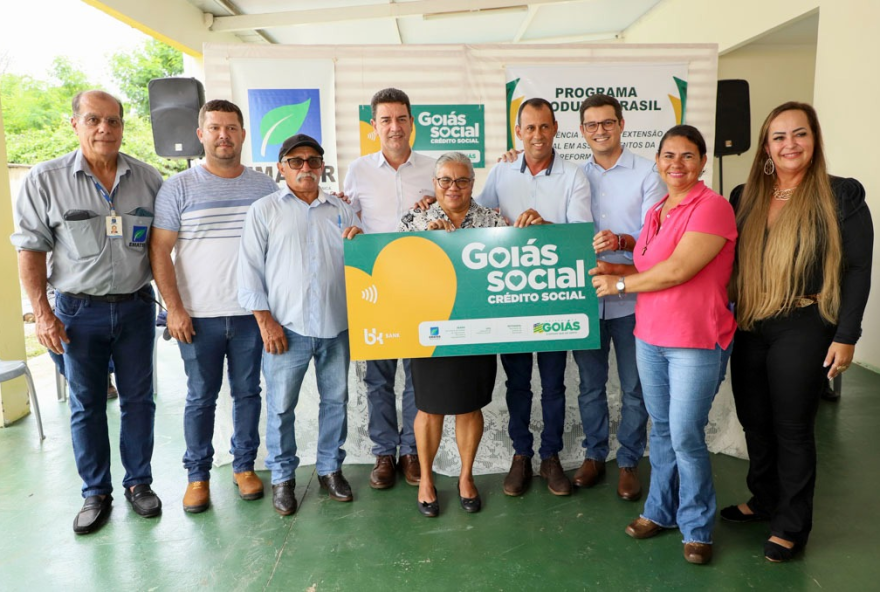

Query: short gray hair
[
  {"left": 434, "top": 152, "right": 474, "bottom": 178},
  {"left": 72, "top": 90, "right": 124, "bottom": 120}
]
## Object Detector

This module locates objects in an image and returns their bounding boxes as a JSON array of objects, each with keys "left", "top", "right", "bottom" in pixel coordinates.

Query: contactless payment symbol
[{"left": 248, "top": 89, "right": 322, "bottom": 161}]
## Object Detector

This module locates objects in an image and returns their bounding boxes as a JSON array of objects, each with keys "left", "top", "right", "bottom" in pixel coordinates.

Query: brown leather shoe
[
  {"left": 370, "top": 455, "right": 396, "bottom": 489},
  {"left": 573, "top": 459, "right": 605, "bottom": 488},
  {"left": 684, "top": 542, "right": 713, "bottom": 565},
  {"left": 233, "top": 470, "right": 265, "bottom": 501},
  {"left": 539, "top": 455, "right": 572, "bottom": 496},
  {"left": 183, "top": 481, "right": 210, "bottom": 513},
  {"left": 503, "top": 454, "right": 533, "bottom": 496},
  {"left": 399, "top": 454, "right": 421, "bottom": 486},
  {"left": 625, "top": 517, "right": 664, "bottom": 539},
  {"left": 617, "top": 467, "right": 642, "bottom": 501}
]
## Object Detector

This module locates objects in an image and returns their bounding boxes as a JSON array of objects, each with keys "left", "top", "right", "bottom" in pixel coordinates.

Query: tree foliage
[
  {"left": 110, "top": 39, "right": 183, "bottom": 117},
  {"left": 2, "top": 42, "right": 187, "bottom": 177}
]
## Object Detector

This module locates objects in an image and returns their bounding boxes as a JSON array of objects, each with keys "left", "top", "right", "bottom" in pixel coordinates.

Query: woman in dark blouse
[{"left": 724, "top": 102, "right": 873, "bottom": 562}]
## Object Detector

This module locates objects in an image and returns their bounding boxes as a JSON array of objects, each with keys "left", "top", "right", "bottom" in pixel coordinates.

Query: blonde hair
[{"left": 731, "top": 102, "right": 842, "bottom": 330}]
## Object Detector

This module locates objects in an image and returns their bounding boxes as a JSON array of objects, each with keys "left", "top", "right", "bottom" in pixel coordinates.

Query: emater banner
[{"left": 344, "top": 224, "right": 599, "bottom": 361}]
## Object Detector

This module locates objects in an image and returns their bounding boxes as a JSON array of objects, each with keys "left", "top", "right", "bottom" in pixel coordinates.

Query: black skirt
[{"left": 410, "top": 354, "right": 497, "bottom": 415}]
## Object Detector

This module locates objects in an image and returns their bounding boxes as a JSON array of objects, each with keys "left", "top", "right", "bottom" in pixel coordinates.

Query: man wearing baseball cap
[{"left": 238, "top": 134, "right": 362, "bottom": 515}]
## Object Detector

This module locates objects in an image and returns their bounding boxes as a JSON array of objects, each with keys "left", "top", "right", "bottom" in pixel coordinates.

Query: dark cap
[{"left": 277, "top": 134, "right": 324, "bottom": 161}]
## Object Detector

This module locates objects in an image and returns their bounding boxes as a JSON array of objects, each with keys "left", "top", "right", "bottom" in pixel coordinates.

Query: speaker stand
[{"left": 717, "top": 154, "right": 725, "bottom": 197}]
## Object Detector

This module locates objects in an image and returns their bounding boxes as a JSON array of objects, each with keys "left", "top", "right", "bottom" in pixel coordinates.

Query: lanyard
[{"left": 93, "top": 180, "right": 117, "bottom": 216}]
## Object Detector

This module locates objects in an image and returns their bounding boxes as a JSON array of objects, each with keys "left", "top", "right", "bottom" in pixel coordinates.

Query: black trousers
[{"left": 730, "top": 304, "right": 836, "bottom": 544}]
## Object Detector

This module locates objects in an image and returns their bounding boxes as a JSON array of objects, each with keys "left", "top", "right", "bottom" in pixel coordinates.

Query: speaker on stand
[
  {"left": 148, "top": 77, "right": 206, "bottom": 167},
  {"left": 714, "top": 79, "right": 751, "bottom": 196}
]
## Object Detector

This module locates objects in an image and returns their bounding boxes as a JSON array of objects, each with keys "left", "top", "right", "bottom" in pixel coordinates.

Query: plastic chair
[{"left": 0, "top": 359, "right": 44, "bottom": 442}]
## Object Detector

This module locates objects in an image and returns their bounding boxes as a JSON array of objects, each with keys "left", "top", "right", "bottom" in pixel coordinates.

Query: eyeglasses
[
  {"left": 283, "top": 156, "right": 324, "bottom": 169},
  {"left": 435, "top": 177, "right": 474, "bottom": 189},
  {"left": 582, "top": 119, "right": 618, "bottom": 133},
  {"left": 78, "top": 114, "right": 124, "bottom": 128}
]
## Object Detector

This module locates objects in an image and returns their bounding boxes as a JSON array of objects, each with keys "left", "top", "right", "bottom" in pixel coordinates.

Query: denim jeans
[
  {"left": 263, "top": 329, "right": 349, "bottom": 483},
  {"left": 502, "top": 351, "right": 568, "bottom": 459},
  {"left": 55, "top": 288, "right": 156, "bottom": 497},
  {"left": 572, "top": 314, "right": 646, "bottom": 467},
  {"left": 364, "top": 359, "right": 417, "bottom": 457},
  {"left": 635, "top": 338, "right": 731, "bottom": 544},
  {"left": 178, "top": 315, "right": 263, "bottom": 482}
]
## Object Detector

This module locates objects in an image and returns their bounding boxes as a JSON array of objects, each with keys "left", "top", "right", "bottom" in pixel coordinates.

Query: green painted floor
[{"left": 2, "top": 359, "right": 879, "bottom": 591}]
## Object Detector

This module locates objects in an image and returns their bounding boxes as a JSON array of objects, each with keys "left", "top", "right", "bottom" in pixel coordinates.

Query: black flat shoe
[
  {"left": 124, "top": 484, "right": 162, "bottom": 518},
  {"left": 73, "top": 494, "right": 113, "bottom": 535},
  {"left": 458, "top": 481, "right": 482, "bottom": 513},
  {"left": 418, "top": 487, "right": 439, "bottom": 518},
  {"left": 720, "top": 504, "right": 767, "bottom": 523},
  {"left": 764, "top": 539, "right": 802, "bottom": 563}
]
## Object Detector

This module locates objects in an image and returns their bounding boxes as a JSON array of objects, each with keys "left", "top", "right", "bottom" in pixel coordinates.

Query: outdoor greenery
[{"left": 1, "top": 40, "right": 188, "bottom": 178}]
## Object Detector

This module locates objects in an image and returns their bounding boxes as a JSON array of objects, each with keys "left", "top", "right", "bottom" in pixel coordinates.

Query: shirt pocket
[
  {"left": 62, "top": 210, "right": 103, "bottom": 260},
  {"left": 123, "top": 208, "right": 154, "bottom": 249}
]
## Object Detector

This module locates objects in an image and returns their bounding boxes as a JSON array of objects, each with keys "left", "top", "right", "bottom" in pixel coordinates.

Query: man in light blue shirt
[
  {"left": 238, "top": 134, "right": 362, "bottom": 516},
  {"left": 571, "top": 94, "right": 666, "bottom": 502},
  {"left": 477, "top": 98, "right": 591, "bottom": 498}
]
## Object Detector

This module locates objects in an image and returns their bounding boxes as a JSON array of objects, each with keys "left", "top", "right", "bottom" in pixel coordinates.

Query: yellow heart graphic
[{"left": 346, "top": 236, "right": 456, "bottom": 360}]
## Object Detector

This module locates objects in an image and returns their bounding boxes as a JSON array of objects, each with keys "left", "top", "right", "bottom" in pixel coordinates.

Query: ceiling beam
[
  {"left": 512, "top": 5, "right": 539, "bottom": 43},
  {"left": 208, "top": 0, "right": 574, "bottom": 32}
]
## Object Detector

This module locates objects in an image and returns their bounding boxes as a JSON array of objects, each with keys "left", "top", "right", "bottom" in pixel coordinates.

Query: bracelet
[{"left": 617, "top": 234, "right": 626, "bottom": 251}]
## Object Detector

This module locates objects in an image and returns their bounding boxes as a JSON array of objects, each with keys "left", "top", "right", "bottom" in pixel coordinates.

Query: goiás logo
[
  {"left": 248, "top": 89, "right": 322, "bottom": 161},
  {"left": 428, "top": 326, "right": 441, "bottom": 340},
  {"left": 533, "top": 319, "right": 582, "bottom": 335}
]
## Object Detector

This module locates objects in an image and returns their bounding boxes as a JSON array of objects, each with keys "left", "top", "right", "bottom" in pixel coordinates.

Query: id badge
[{"left": 106, "top": 215, "right": 122, "bottom": 238}]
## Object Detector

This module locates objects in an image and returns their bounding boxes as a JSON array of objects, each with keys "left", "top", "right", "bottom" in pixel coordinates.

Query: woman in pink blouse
[{"left": 591, "top": 125, "right": 737, "bottom": 565}]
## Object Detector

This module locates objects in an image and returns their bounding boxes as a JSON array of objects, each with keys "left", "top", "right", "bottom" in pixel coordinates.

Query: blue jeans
[
  {"left": 572, "top": 314, "right": 646, "bottom": 467},
  {"left": 364, "top": 359, "right": 417, "bottom": 457},
  {"left": 636, "top": 338, "right": 731, "bottom": 544},
  {"left": 178, "top": 315, "right": 263, "bottom": 482},
  {"left": 263, "top": 329, "right": 349, "bottom": 483},
  {"left": 55, "top": 288, "right": 156, "bottom": 497},
  {"left": 502, "top": 351, "right": 567, "bottom": 459}
]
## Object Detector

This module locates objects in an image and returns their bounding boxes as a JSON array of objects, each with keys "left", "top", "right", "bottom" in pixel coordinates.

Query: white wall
[
  {"left": 625, "top": 0, "right": 880, "bottom": 370},
  {"left": 712, "top": 44, "right": 817, "bottom": 197}
]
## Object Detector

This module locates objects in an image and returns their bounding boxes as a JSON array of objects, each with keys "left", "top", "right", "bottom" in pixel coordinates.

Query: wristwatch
[{"left": 616, "top": 276, "right": 626, "bottom": 298}]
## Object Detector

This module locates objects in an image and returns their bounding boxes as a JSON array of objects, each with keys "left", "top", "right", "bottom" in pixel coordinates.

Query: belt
[{"left": 61, "top": 288, "right": 148, "bottom": 303}]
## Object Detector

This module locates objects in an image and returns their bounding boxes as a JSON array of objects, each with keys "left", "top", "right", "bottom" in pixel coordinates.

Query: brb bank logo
[{"left": 247, "top": 89, "right": 322, "bottom": 161}]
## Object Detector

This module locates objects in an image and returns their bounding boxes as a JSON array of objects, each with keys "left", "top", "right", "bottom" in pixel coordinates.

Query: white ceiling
[{"left": 187, "top": 0, "right": 664, "bottom": 45}]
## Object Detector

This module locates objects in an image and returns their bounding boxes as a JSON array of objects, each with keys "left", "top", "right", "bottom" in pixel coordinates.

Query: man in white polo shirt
[
  {"left": 477, "top": 97, "right": 592, "bottom": 498},
  {"left": 343, "top": 88, "right": 435, "bottom": 490}
]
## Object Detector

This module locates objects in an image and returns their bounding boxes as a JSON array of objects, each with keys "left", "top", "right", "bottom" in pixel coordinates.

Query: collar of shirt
[
  {"left": 517, "top": 150, "right": 559, "bottom": 176},
  {"left": 585, "top": 147, "right": 636, "bottom": 173},
  {"left": 375, "top": 149, "right": 417, "bottom": 170},
  {"left": 275, "top": 186, "right": 330, "bottom": 206},
  {"left": 426, "top": 199, "right": 482, "bottom": 226},
  {"left": 72, "top": 149, "right": 131, "bottom": 185}
]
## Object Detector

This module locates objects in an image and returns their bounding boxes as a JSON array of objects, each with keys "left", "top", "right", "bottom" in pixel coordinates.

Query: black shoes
[
  {"left": 73, "top": 494, "right": 113, "bottom": 535},
  {"left": 124, "top": 484, "right": 162, "bottom": 517},
  {"left": 418, "top": 486, "right": 439, "bottom": 517},
  {"left": 318, "top": 471, "right": 353, "bottom": 502},
  {"left": 272, "top": 480, "right": 297, "bottom": 515},
  {"left": 457, "top": 481, "right": 482, "bottom": 513},
  {"left": 764, "top": 539, "right": 803, "bottom": 562},
  {"left": 720, "top": 504, "right": 768, "bottom": 523}
]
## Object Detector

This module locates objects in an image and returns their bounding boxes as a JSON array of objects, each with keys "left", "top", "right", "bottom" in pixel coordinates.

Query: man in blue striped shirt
[{"left": 151, "top": 99, "right": 278, "bottom": 514}]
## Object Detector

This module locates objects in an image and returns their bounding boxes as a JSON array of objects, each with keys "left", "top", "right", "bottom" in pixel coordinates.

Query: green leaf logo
[{"left": 260, "top": 100, "right": 311, "bottom": 157}]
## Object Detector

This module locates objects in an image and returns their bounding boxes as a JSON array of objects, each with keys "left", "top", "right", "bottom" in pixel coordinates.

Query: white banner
[
  {"left": 229, "top": 58, "right": 339, "bottom": 192},
  {"left": 506, "top": 63, "right": 689, "bottom": 164}
]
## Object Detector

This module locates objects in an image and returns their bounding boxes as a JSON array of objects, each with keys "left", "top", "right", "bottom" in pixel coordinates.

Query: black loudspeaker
[
  {"left": 715, "top": 80, "right": 751, "bottom": 156},
  {"left": 148, "top": 77, "right": 205, "bottom": 159}
]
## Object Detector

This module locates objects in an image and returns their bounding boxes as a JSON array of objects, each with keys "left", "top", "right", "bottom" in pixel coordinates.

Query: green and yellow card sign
[{"left": 344, "top": 223, "right": 599, "bottom": 360}]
